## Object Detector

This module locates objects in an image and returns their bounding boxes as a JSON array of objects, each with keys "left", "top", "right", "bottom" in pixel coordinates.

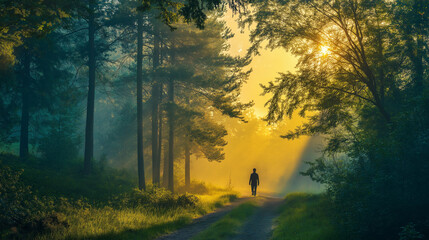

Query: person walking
[{"left": 249, "top": 168, "right": 259, "bottom": 196}]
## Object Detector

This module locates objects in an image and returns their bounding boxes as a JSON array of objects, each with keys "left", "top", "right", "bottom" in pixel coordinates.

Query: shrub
[
  {"left": 399, "top": 223, "right": 424, "bottom": 240},
  {"left": 0, "top": 165, "right": 39, "bottom": 229},
  {"left": 112, "top": 186, "right": 199, "bottom": 209},
  {"left": 176, "top": 181, "right": 209, "bottom": 194},
  {"left": 0, "top": 164, "right": 69, "bottom": 238}
]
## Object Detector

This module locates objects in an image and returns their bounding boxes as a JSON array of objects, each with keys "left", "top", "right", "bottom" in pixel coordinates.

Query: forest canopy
[
  {"left": 240, "top": 0, "right": 429, "bottom": 239},
  {"left": 0, "top": 0, "right": 428, "bottom": 239}
]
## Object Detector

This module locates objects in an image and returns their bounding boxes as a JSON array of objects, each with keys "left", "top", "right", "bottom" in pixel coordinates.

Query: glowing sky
[
  {"left": 189, "top": 12, "right": 322, "bottom": 196},
  {"left": 224, "top": 12, "right": 297, "bottom": 117}
]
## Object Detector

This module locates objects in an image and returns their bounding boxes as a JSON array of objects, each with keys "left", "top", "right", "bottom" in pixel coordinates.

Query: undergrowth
[
  {"left": 0, "top": 153, "right": 239, "bottom": 239},
  {"left": 271, "top": 193, "right": 341, "bottom": 240}
]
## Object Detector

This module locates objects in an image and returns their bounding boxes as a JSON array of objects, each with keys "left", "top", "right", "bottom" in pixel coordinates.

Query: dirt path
[
  {"left": 232, "top": 196, "right": 284, "bottom": 240},
  {"left": 156, "top": 196, "right": 283, "bottom": 240},
  {"left": 156, "top": 197, "right": 252, "bottom": 240}
]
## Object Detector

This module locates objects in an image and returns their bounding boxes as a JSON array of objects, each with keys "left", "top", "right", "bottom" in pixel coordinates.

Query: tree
[
  {"left": 0, "top": 0, "right": 77, "bottom": 160},
  {"left": 151, "top": 19, "right": 161, "bottom": 186},
  {"left": 137, "top": 10, "right": 146, "bottom": 190},
  {"left": 139, "top": 0, "right": 249, "bottom": 29},
  {"left": 154, "top": 12, "right": 251, "bottom": 191},
  {"left": 83, "top": 0, "right": 97, "bottom": 173},
  {"left": 244, "top": 0, "right": 399, "bottom": 132},
  {"left": 167, "top": 71, "right": 175, "bottom": 192},
  {"left": 0, "top": 21, "right": 84, "bottom": 162},
  {"left": 135, "top": 0, "right": 252, "bottom": 188},
  {"left": 242, "top": 0, "right": 429, "bottom": 238},
  {"left": 81, "top": 0, "right": 134, "bottom": 174},
  {"left": 392, "top": 0, "right": 429, "bottom": 91},
  {"left": 15, "top": 33, "right": 78, "bottom": 161},
  {"left": 0, "top": 0, "right": 73, "bottom": 68}
]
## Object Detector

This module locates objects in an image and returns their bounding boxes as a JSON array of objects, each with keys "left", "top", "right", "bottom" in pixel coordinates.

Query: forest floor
[
  {"left": 1, "top": 154, "right": 340, "bottom": 240},
  {"left": 157, "top": 196, "right": 284, "bottom": 240},
  {"left": 157, "top": 193, "right": 342, "bottom": 240},
  {"left": 0, "top": 154, "right": 240, "bottom": 240}
]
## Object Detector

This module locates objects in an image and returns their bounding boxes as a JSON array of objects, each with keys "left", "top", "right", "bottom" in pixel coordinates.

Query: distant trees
[
  {"left": 0, "top": 25, "right": 84, "bottom": 163},
  {"left": 243, "top": 0, "right": 429, "bottom": 238},
  {"left": 0, "top": 0, "right": 250, "bottom": 195},
  {"left": 147, "top": 13, "right": 251, "bottom": 192},
  {"left": 0, "top": 0, "right": 76, "bottom": 161}
]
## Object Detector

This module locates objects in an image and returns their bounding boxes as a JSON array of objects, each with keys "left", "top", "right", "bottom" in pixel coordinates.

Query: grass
[
  {"left": 191, "top": 200, "right": 258, "bottom": 240},
  {"left": 0, "top": 153, "right": 136, "bottom": 202},
  {"left": 32, "top": 191, "right": 239, "bottom": 240},
  {"left": 271, "top": 193, "right": 341, "bottom": 240},
  {"left": 0, "top": 153, "right": 239, "bottom": 240}
]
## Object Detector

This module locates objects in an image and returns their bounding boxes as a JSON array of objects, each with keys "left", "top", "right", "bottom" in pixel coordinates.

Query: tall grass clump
[{"left": 271, "top": 193, "right": 341, "bottom": 240}]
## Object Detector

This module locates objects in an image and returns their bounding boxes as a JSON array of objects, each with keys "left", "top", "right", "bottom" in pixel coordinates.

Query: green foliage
[
  {"left": 139, "top": 0, "right": 249, "bottom": 29},
  {"left": 30, "top": 191, "right": 238, "bottom": 240},
  {"left": 244, "top": 0, "right": 429, "bottom": 239},
  {"left": 37, "top": 123, "right": 81, "bottom": 166},
  {"left": 271, "top": 193, "right": 341, "bottom": 240},
  {"left": 0, "top": 0, "right": 72, "bottom": 67},
  {"left": 0, "top": 154, "right": 239, "bottom": 239},
  {"left": 112, "top": 186, "right": 199, "bottom": 209},
  {"left": 0, "top": 153, "right": 136, "bottom": 202},
  {"left": 0, "top": 164, "right": 40, "bottom": 229},
  {"left": 0, "top": 151, "right": 240, "bottom": 239},
  {"left": 0, "top": 162, "right": 70, "bottom": 238},
  {"left": 154, "top": 13, "right": 252, "bottom": 165},
  {"left": 176, "top": 181, "right": 210, "bottom": 194},
  {"left": 399, "top": 223, "right": 425, "bottom": 240}
]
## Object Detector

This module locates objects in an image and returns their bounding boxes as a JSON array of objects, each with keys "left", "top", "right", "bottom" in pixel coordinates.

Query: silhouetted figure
[{"left": 249, "top": 168, "right": 259, "bottom": 196}]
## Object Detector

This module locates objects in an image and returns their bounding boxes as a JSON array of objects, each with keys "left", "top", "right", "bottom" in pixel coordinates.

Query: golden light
[
  {"left": 188, "top": 10, "right": 319, "bottom": 196},
  {"left": 320, "top": 45, "right": 330, "bottom": 55}
]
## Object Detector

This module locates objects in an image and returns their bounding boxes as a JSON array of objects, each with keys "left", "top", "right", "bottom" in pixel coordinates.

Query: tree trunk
[
  {"left": 19, "top": 50, "right": 30, "bottom": 161},
  {"left": 151, "top": 84, "right": 160, "bottom": 185},
  {"left": 185, "top": 139, "right": 191, "bottom": 188},
  {"left": 137, "top": 12, "right": 146, "bottom": 191},
  {"left": 152, "top": 21, "right": 161, "bottom": 186},
  {"left": 167, "top": 78, "right": 175, "bottom": 192},
  {"left": 414, "top": 35, "right": 424, "bottom": 91},
  {"left": 157, "top": 84, "right": 163, "bottom": 184},
  {"left": 83, "top": 0, "right": 96, "bottom": 175},
  {"left": 162, "top": 143, "right": 168, "bottom": 187}
]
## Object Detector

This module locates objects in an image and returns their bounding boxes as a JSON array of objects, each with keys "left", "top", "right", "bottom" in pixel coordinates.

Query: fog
[
  {"left": 191, "top": 112, "right": 323, "bottom": 195},
  {"left": 85, "top": 10, "right": 324, "bottom": 196}
]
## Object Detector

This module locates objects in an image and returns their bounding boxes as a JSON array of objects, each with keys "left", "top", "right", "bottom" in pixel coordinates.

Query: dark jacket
[{"left": 249, "top": 173, "right": 259, "bottom": 186}]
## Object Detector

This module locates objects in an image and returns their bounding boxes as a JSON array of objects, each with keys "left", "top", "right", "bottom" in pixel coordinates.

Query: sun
[{"left": 320, "top": 45, "right": 330, "bottom": 55}]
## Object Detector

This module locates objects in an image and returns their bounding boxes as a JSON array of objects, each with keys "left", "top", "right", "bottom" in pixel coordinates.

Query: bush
[
  {"left": 38, "top": 128, "right": 80, "bottom": 167},
  {"left": 176, "top": 181, "right": 210, "bottom": 194},
  {"left": 112, "top": 186, "right": 199, "bottom": 209},
  {"left": 0, "top": 164, "right": 69, "bottom": 238},
  {"left": 0, "top": 165, "right": 39, "bottom": 228},
  {"left": 399, "top": 223, "right": 425, "bottom": 240}
]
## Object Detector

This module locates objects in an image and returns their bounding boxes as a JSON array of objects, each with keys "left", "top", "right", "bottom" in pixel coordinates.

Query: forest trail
[
  {"left": 156, "top": 197, "right": 251, "bottom": 240},
  {"left": 232, "top": 196, "right": 283, "bottom": 240},
  {"left": 156, "top": 196, "right": 283, "bottom": 240}
]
